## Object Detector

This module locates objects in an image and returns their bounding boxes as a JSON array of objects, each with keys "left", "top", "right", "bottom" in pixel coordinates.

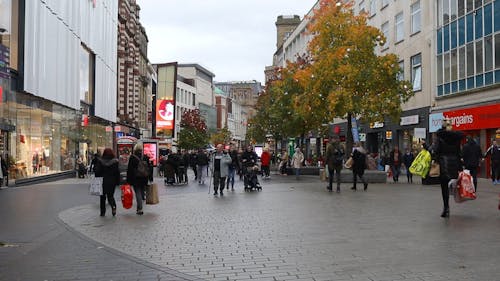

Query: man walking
[
  {"left": 325, "top": 136, "right": 344, "bottom": 193},
  {"left": 484, "top": 139, "right": 500, "bottom": 184},
  {"left": 461, "top": 136, "right": 482, "bottom": 191},
  {"left": 210, "top": 144, "right": 232, "bottom": 196}
]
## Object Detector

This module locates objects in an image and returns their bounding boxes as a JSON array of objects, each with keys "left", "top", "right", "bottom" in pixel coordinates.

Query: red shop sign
[{"left": 443, "top": 103, "right": 500, "bottom": 131}]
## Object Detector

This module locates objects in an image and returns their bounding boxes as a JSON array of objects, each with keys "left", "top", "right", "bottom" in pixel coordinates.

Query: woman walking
[
  {"left": 434, "top": 119, "right": 464, "bottom": 218},
  {"left": 94, "top": 148, "right": 120, "bottom": 217},
  {"left": 350, "top": 143, "right": 368, "bottom": 191},
  {"left": 127, "top": 145, "right": 150, "bottom": 215},
  {"left": 403, "top": 148, "right": 415, "bottom": 183},
  {"left": 388, "top": 146, "right": 403, "bottom": 183},
  {"left": 291, "top": 147, "right": 304, "bottom": 180}
]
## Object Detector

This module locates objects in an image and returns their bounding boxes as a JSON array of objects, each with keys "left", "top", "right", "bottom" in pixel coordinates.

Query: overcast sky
[{"left": 136, "top": 0, "right": 317, "bottom": 84}]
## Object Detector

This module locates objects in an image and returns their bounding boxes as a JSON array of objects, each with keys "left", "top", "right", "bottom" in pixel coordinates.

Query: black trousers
[
  {"left": 352, "top": 171, "right": 367, "bottom": 188},
  {"left": 439, "top": 176, "right": 450, "bottom": 210},
  {"left": 100, "top": 189, "right": 116, "bottom": 215},
  {"left": 328, "top": 166, "right": 342, "bottom": 189},
  {"left": 213, "top": 170, "right": 226, "bottom": 193}
]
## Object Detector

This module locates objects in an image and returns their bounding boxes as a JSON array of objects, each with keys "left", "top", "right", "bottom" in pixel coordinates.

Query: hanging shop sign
[
  {"left": 370, "top": 122, "right": 384, "bottom": 129},
  {"left": 385, "top": 130, "right": 393, "bottom": 140},
  {"left": 400, "top": 115, "right": 419, "bottom": 126},
  {"left": 429, "top": 103, "right": 500, "bottom": 132},
  {"left": 414, "top": 128, "right": 427, "bottom": 139}
]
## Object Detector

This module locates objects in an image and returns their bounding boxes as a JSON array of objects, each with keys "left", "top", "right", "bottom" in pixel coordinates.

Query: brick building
[{"left": 117, "top": 0, "right": 150, "bottom": 136}]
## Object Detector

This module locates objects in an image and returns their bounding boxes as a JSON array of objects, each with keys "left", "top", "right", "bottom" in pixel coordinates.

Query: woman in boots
[
  {"left": 434, "top": 119, "right": 464, "bottom": 218},
  {"left": 95, "top": 148, "right": 120, "bottom": 217}
]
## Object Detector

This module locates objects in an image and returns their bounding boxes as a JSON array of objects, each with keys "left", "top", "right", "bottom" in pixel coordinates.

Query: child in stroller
[{"left": 244, "top": 165, "right": 262, "bottom": 191}]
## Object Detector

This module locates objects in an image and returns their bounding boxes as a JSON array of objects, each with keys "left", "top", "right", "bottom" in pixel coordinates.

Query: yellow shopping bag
[{"left": 409, "top": 149, "right": 432, "bottom": 178}]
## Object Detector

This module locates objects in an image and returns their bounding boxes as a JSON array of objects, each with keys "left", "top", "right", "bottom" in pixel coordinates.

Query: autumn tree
[
  {"left": 177, "top": 109, "right": 209, "bottom": 150},
  {"left": 295, "top": 0, "right": 414, "bottom": 152},
  {"left": 210, "top": 125, "right": 232, "bottom": 146},
  {"left": 248, "top": 63, "right": 309, "bottom": 145}
]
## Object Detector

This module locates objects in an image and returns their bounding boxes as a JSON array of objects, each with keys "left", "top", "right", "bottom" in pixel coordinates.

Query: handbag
[
  {"left": 89, "top": 175, "right": 103, "bottom": 196},
  {"left": 429, "top": 161, "right": 440, "bottom": 177},
  {"left": 146, "top": 183, "right": 159, "bottom": 205},
  {"left": 344, "top": 157, "right": 353, "bottom": 169},
  {"left": 455, "top": 170, "right": 476, "bottom": 203}
]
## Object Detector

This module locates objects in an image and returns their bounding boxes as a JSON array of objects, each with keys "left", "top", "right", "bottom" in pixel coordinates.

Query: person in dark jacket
[
  {"left": 227, "top": 148, "right": 239, "bottom": 190},
  {"left": 350, "top": 142, "right": 368, "bottom": 191},
  {"left": 388, "top": 146, "right": 403, "bottom": 183},
  {"left": 461, "top": 136, "right": 482, "bottom": 191},
  {"left": 94, "top": 148, "right": 120, "bottom": 217},
  {"left": 325, "top": 136, "right": 344, "bottom": 193},
  {"left": 196, "top": 149, "right": 209, "bottom": 185},
  {"left": 435, "top": 119, "right": 464, "bottom": 218},
  {"left": 484, "top": 139, "right": 500, "bottom": 184},
  {"left": 126, "top": 145, "right": 150, "bottom": 215},
  {"left": 403, "top": 148, "right": 415, "bottom": 183},
  {"left": 189, "top": 151, "right": 198, "bottom": 181}
]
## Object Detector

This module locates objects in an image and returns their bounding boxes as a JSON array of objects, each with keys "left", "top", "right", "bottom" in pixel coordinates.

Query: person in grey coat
[{"left": 210, "top": 144, "right": 232, "bottom": 196}]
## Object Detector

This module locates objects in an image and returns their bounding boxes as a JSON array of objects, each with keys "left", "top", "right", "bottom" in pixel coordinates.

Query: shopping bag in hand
[
  {"left": 120, "top": 184, "right": 133, "bottom": 209},
  {"left": 89, "top": 176, "right": 103, "bottom": 196},
  {"left": 455, "top": 170, "right": 476, "bottom": 203},
  {"left": 146, "top": 183, "right": 159, "bottom": 205}
]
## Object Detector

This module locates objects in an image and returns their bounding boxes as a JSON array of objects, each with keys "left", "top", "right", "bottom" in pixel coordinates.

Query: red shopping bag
[
  {"left": 455, "top": 170, "right": 476, "bottom": 203},
  {"left": 120, "top": 184, "right": 133, "bottom": 209}
]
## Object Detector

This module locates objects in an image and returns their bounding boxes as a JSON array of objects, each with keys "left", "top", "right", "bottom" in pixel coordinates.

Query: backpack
[{"left": 135, "top": 156, "right": 150, "bottom": 178}]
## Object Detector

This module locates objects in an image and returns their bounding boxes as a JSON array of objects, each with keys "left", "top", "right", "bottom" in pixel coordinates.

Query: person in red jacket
[{"left": 261, "top": 148, "right": 271, "bottom": 179}]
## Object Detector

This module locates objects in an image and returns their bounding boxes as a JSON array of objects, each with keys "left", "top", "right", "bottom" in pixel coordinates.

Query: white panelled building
[{"left": 0, "top": 0, "right": 118, "bottom": 182}]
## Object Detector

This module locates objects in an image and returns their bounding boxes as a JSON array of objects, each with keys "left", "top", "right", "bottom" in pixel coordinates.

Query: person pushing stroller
[{"left": 241, "top": 145, "right": 261, "bottom": 191}]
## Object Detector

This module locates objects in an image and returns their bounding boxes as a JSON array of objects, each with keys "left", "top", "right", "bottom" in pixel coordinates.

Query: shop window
[
  {"left": 444, "top": 83, "right": 451, "bottom": 94},
  {"left": 485, "top": 71, "right": 494, "bottom": 84},
  {"left": 476, "top": 74, "right": 484, "bottom": 87},
  {"left": 459, "top": 79, "right": 466, "bottom": 91},
  {"left": 467, "top": 76, "right": 475, "bottom": 88}
]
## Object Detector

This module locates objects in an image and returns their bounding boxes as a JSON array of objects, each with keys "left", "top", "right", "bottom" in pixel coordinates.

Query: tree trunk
[{"left": 346, "top": 112, "right": 353, "bottom": 156}]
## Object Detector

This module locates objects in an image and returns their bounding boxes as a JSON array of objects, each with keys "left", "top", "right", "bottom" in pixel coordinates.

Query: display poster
[
  {"left": 143, "top": 142, "right": 158, "bottom": 166},
  {"left": 154, "top": 63, "right": 177, "bottom": 138}
]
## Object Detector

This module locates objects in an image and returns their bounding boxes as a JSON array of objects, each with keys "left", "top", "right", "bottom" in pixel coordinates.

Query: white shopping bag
[{"left": 89, "top": 176, "right": 103, "bottom": 196}]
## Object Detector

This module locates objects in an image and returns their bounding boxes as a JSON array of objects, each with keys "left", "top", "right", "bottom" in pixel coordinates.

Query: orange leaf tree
[{"left": 295, "top": 0, "right": 414, "bottom": 152}]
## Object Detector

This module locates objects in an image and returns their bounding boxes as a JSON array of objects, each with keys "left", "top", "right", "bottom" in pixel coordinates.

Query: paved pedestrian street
[{"left": 60, "top": 177, "right": 500, "bottom": 281}]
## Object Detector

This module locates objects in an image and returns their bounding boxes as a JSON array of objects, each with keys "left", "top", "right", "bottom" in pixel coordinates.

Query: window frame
[
  {"left": 395, "top": 12, "right": 405, "bottom": 43},
  {"left": 411, "top": 1, "right": 421, "bottom": 34},
  {"left": 411, "top": 53, "right": 422, "bottom": 91}
]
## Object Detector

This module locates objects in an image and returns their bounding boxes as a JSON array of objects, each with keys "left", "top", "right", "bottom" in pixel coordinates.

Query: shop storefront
[{"left": 429, "top": 103, "right": 500, "bottom": 178}]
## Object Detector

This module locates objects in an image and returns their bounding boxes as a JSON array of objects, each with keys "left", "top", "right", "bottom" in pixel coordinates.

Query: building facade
[
  {"left": 173, "top": 75, "right": 197, "bottom": 142},
  {"left": 0, "top": 0, "right": 117, "bottom": 183},
  {"left": 117, "top": 0, "right": 150, "bottom": 138}
]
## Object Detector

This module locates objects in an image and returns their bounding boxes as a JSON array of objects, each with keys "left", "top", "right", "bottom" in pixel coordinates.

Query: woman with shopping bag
[
  {"left": 434, "top": 119, "right": 464, "bottom": 218},
  {"left": 94, "top": 148, "right": 120, "bottom": 217}
]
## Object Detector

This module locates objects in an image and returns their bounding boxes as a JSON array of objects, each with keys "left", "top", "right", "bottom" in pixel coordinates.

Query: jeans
[
  {"left": 391, "top": 165, "right": 401, "bottom": 182},
  {"left": 197, "top": 165, "right": 208, "bottom": 183},
  {"left": 133, "top": 184, "right": 145, "bottom": 211},
  {"left": 328, "top": 166, "right": 341, "bottom": 190},
  {"left": 227, "top": 167, "right": 235, "bottom": 188},
  {"left": 295, "top": 167, "right": 300, "bottom": 179}
]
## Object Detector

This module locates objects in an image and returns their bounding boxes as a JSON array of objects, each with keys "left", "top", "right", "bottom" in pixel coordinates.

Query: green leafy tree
[
  {"left": 210, "top": 125, "right": 232, "bottom": 146},
  {"left": 295, "top": 0, "right": 414, "bottom": 152},
  {"left": 177, "top": 109, "right": 209, "bottom": 150}
]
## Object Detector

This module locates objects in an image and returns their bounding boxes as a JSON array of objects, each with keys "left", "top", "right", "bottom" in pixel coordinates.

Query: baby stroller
[{"left": 244, "top": 165, "right": 262, "bottom": 191}]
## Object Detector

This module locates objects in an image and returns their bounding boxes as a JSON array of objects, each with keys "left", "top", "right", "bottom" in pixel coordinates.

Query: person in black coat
[
  {"left": 350, "top": 143, "right": 368, "bottom": 191},
  {"left": 435, "top": 119, "right": 464, "bottom": 218},
  {"left": 402, "top": 148, "right": 415, "bottom": 183},
  {"left": 388, "top": 146, "right": 403, "bottom": 183},
  {"left": 461, "top": 136, "right": 482, "bottom": 191},
  {"left": 126, "top": 145, "right": 150, "bottom": 215},
  {"left": 94, "top": 148, "right": 120, "bottom": 217}
]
